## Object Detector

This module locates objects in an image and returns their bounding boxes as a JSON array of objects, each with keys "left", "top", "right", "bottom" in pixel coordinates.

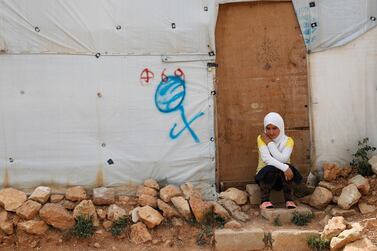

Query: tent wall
[{"left": 310, "top": 27, "right": 377, "bottom": 169}]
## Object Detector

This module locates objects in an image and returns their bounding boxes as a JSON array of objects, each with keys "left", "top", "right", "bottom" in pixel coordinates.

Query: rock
[
  {"left": 349, "top": 175, "right": 370, "bottom": 195},
  {"left": 272, "top": 229, "right": 320, "bottom": 251},
  {"left": 0, "top": 211, "right": 8, "bottom": 222},
  {"left": 107, "top": 204, "right": 127, "bottom": 222},
  {"left": 159, "top": 185, "right": 182, "bottom": 203},
  {"left": 130, "top": 222, "right": 152, "bottom": 244},
  {"left": 144, "top": 179, "right": 159, "bottom": 191},
  {"left": 93, "top": 187, "right": 115, "bottom": 205},
  {"left": 137, "top": 205, "right": 164, "bottom": 228},
  {"left": 330, "top": 208, "right": 357, "bottom": 217},
  {"left": 157, "top": 199, "right": 180, "bottom": 218},
  {"left": 369, "top": 155, "right": 377, "bottom": 175},
  {"left": 73, "top": 200, "right": 99, "bottom": 226},
  {"left": 218, "top": 199, "right": 241, "bottom": 213},
  {"left": 136, "top": 186, "right": 158, "bottom": 197},
  {"left": 29, "top": 186, "right": 51, "bottom": 204},
  {"left": 319, "top": 215, "right": 331, "bottom": 228},
  {"left": 321, "top": 216, "right": 346, "bottom": 240},
  {"left": 309, "top": 187, "right": 333, "bottom": 209},
  {"left": 65, "top": 186, "right": 86, "bottom": 202},
  {"left": 180, "top": 182, "right": 195, "bottom": 200},
  {"left": 210, "top": 201, "right": 231, "bottom": 220},
  {"left": 323, "top": 163, "right": 341, "bottom": 181},
  {"left": 241, "top": 204, "right": 251, "bottom": 212},
  {"left": 39, "top": 203, "right": 75, "bottom": 230},
  {"left": 50, "top": 194, "right": 64, "bottom": 203},
  {"left": 339, "top": 166, "right": 352, "bottom": 178},
  {"left": 94, "top": 242, "right": 101, "bottom": 248},
  {"left": 343, "top": 238, "right": 377, "bottom": 251},
  {"left": 96, "top": 208, "right": 107, "bottom": 220},
  {"left": 318, "top": 181, "right": 344, "bottom": 194},
  {"left": 224, "top": 220, "right": 242, "bottom": 229},
  {"left": 330, "top": 223, "right": 363, "bottom": 251},
  {"left": 360, "top": 218, "right": 377, "bottom": 229},
  {"left": 131, "top": 207, "right": 140, "bottom": 223},
  {"left": 171, "top": 217, "right": 184, "bottom": 227},
  {"left": 358, "top": 202, "right": 376, "bottom": 214},
  {"left": 171, "top": 196, "right": 192, "bottom": 220},
  {"left": 138, "top": 194, "right": 157, "bottom": 208},
  {"left": 189, "top": 196, "right": 212, "bottom": 223},
  {"left": 59, "top": 200, "right": 77, "bottom": 210},
  {"left": 16, "top": 200, "right": 42, "bottom": 220},
  {"left": 232, "top": 210, "right": 250, "bottom": 222},
  {"left": 338, "top": 184, "right": 362, "bottom": 210},
  {"left": 219, "top": 188, "right": 248, "bottom": 205},
  {"left": 332, "top": 196, "right": 339, "bottom": 204},
  {"left": 18, "top": 220, "right": 48, "bottom": 235},
  {"left": 0, "top": 220, "right": 13, "bottom": 235},
  {"left": 0, "top": 188, "right": 27, "bottom": 212},
  {"left": 103, "top": 220, "right": 112, "bottom": 230}
]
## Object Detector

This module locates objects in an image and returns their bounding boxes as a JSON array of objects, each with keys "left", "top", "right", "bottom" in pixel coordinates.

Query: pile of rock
[
  {"left": 0, "top": 179, "right": 244, "bottom": 245},
  {"left": 320, "top": 216, "right": 377, "bottom": 250},
  {"left": 302, "top": 163, "right": 377, "bottom": 218}
]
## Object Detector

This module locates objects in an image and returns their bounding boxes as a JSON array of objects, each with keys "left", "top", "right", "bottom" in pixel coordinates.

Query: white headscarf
[{"left": 263, "top": 112, "right": 288, "bottom": 151}]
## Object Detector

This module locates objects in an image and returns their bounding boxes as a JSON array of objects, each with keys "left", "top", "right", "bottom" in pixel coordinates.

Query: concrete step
[
  {"left": 215, "top": 227, "right": 320, "bottom": 251},
  {"left": 260, "top": 206, "right": 313, "bottom": 225}
]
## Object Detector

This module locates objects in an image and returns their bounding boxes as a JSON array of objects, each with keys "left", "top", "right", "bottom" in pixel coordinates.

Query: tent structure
[{"left": 0, "top": 0, "right": 376, "bottom": 196}]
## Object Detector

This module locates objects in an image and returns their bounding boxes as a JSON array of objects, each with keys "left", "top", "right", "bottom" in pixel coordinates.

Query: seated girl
[{"left": 255, "top": 112, "right": 302, "bottom": 209}]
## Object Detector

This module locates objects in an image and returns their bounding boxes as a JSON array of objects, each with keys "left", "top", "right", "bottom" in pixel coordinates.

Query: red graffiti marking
[
  {"left": 174, "top": 68, "right": 185, "bottom": 80},
  {"left": 161, "top": 68, "right": 168, "bottom": 83},
  {"left": 140, "top": 68, "right": 154, "bottom": 85}
]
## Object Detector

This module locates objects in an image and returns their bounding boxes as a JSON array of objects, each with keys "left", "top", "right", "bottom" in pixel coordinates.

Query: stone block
[
  {"left": 272, "top": 229, "right": 320, "bottom": 251},
  {"left": 215, "top": 228, "right": 265, "bottom": 251},
  {"left": 261, "top": 207, "right": 313, "bottom": 225}
]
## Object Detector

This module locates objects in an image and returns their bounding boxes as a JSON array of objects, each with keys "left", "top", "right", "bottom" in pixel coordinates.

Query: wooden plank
[{"left": 215, "top": 1, "right": 310, "bottom": 189}]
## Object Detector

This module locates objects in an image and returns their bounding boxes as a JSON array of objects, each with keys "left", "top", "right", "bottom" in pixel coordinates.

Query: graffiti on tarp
[
  {"left": 140, "top": 68, "right": 155, "bottom": 86},
  {"left": 154, "top": 68, "right": 204, "bottom": 143},
  {"left": 296, "top": 6, "right": 318, "bottom": 46}
]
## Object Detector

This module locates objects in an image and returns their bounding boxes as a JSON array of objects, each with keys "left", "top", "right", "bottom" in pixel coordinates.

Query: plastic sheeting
[
  {"left": 310, "top": 27, "right": 377, "bottom": 168},
  {"left": 0, "top": 55, "right": 216, "bottom": 195},
  {"left": 0, "top": 0, "right": 218, "bottom": 56},
  {"left": 292, "top": 0, "right": 377, "bottom": 52}
]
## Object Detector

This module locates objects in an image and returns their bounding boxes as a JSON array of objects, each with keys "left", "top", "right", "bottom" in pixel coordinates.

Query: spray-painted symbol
[
  {"left": 140, "top": 68, "right": 155, "bottom": 86},
  {"left": 154, "top": 73, "right": 204, "bottom": 143}
]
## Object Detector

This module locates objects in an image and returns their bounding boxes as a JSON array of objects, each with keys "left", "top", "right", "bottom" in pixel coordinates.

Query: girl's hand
[
  {"left": 284, "top": 168, "right": 294, "bottom": 181},
  {"left": 261, "top": 133, "right": 272, "bottom": 144}
]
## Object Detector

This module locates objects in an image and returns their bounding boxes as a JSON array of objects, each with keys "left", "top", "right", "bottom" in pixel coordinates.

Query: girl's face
[{"left": 266, "top": 124, "right": 280, "bottom": 139}]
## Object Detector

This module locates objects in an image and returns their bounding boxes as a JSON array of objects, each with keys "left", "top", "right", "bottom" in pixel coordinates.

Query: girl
[{"left": 255, "top": 112, "right": 302, "bottom": 209}]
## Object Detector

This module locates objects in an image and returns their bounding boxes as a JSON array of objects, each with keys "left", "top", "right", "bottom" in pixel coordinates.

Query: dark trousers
[{"left": 256, "top": 165, "right": 295, "bottom": 203}]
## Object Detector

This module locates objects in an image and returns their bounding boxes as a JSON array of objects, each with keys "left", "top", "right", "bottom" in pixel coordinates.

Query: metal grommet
[
  {"left": 371, "top": 16, "right": 376, "bottom": 21},
  {"left": 35, "top": 27, "right": 40, "bottom": 32},
  {"left": 20, "top": 90, "right": 25, "bottom": 95},
  {"left": 116, "top": 25, "right": 122, "bottom": 30},
  {"left": 95, "top": 53, "right": 101, "bottom": 58},
  {"left": 309, "top": 2, "right": 315, "bottom": 7},
  {"left": 311, "top": 22, "right": 317, "bottom": 28},
  {"left": 97, "top": 92, "right": 102, "bottom": 98},
  {"left": 210, "top": 137, "right": 215, "bottom": 142},
  {"left": 208, "top": 51, "right": 215, "bottom": 56},
  {"left": 171, "top": 23, "right": 176, "bottom": 29},
  {"left": 204, "top": 6, "right": 208, "bottom": 11},
  {"left": 9, "top": 158, "right": 14, "bottom": 163},
  {"left": 211, "top": 90, "right": 216, "bottom": 96},
  {"left": 107, "top": 159, "right": 114, "bottom": 165},
  {"left": 101, "top": 143, "right": 106, "bottom": 147}
]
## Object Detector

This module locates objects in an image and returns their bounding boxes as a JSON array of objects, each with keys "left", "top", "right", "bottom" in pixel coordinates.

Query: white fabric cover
[
  {"left": 310, "top": 27, "right": 377, "bottom": 168},
  {"left": 292, "top": 0, "right": 377, "bottom": 52}
]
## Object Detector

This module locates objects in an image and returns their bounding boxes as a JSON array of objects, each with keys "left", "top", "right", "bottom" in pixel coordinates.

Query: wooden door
[{"left": 215, "top": 1, "right": 310, "bottom": 190}]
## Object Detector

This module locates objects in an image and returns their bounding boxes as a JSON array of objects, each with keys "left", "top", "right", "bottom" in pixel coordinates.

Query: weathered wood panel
[{"left": 215, "top": 1, "right": 310, "bottom": 189}]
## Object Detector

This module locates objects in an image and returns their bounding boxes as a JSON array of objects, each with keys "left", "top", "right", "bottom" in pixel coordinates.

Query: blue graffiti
[
  {"left": 296, "top": 6, "right": 318, "bottom": 45},
  {"left": 155, "top": 75, "right": 204, "bottom": 143}
]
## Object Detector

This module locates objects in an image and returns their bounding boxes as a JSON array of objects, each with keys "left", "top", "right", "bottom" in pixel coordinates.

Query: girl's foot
[
  {"left": 286, "top": 201, "right": 297, "bottom": 209},
  {"left": 260, "top": 201, "right": 274, "bottom": 209}
]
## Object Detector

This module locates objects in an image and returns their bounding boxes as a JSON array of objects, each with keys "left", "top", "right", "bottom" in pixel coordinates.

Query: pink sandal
[
  {"left": 286, "top": 201, "right": 297, "bottom": 209},
  {"left": 260, "top": 201, "right": 274, "bottom": 209}
]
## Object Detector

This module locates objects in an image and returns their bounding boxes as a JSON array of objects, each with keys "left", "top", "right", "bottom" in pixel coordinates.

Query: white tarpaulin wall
[
  {"left": 0, "top": 0, "right": 218, "bottom": 195},
  {"left": 310, "top": 27, "right": 377, "bottom": 169},
  {"left": 292, "top": 0, "right": 377, "bottom": 52}
]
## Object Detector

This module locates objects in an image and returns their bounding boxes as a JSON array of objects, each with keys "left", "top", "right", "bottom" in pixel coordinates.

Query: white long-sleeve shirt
[{"left": 256, "top": 135, "right": 294, "bottom": 173}]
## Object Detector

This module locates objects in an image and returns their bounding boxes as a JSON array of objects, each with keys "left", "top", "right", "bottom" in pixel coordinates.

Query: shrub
[
  {"left": 291, "top": 211, "right": 314, "bottom": 226},
  {"left": 273, "top": 215, "right": 282, "bottom": 226},
  {"left": 196, "top": 224, "right": 213, "bottom": 246},
  {"left": 110, "top": 216, "right": 130, "bottom": 236},
  {"left": 307, "top": 235, "right": 330, "bottom": 251},
  {"left": 73, "top": 216, "right": 94, "bottom": 238},
  {"left": 350, "top": 137, "right": 376, "bottom": 176}
]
